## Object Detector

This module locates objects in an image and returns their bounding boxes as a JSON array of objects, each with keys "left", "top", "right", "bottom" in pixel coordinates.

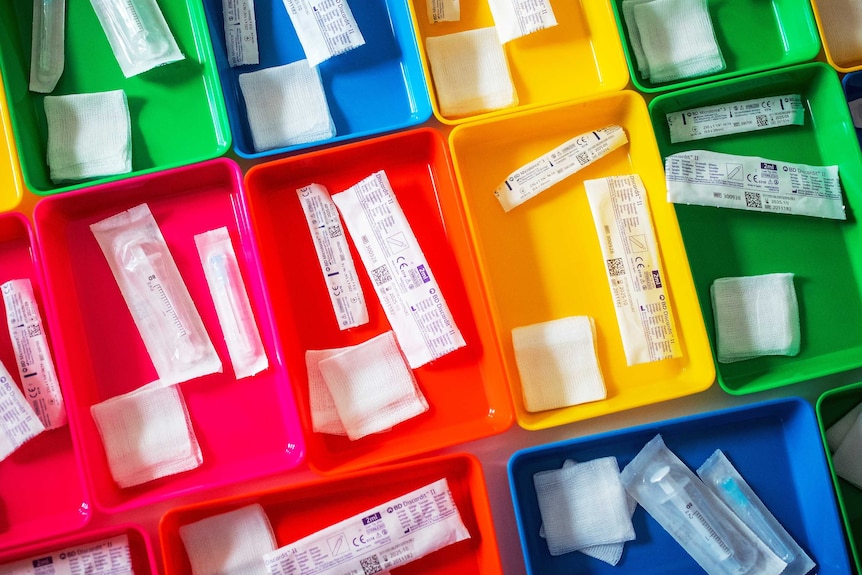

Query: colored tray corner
[
  {"left": 449, "top": 91, "right": 714, "bottom": 431},
  {"left": 244, "top": 127, "right": 513, "bottom": 475},
  {"left": 0, "top": 212, "right": 89, "bottom": 552},
  {"left": 650, "top": 63, "right": 862, "bottom": 395},
  {"left": 32, "top": 158, "right": 304, "bottom": 513},
  {"left": 409, "top": 0, "right": 629, "bottom": 125},
  {"left": 509, "top": 398, "right": 852, "bottom": 574},
  {"left": 610, "top": 0, "right": 821, "bottom": 93},
  {"left": 0, "top": 0, "right": 230, "bottom": 196},
  {"left": 160, "top": 453, "right": 503, "bottom": 575},
  {"left": 201, "top": 0, "right": 431, "bottom": 159},
  {"left": 0, "top": 72, "right": 22, "bottom": 213},
  {"left": 816, "top": 382, "right": 862, "bottom": 574},
  {"left": 810, "top": 0, "right": 862, "bottom": 73}
]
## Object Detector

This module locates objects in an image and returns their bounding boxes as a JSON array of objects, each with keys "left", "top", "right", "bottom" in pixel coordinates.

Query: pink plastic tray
[
  {"left": 33, "top": 159, "right": 305, "bottom": 513},
  {"left": 160, "top": 453, "right": 503, "bottom": 575},
  {"left": 0, "top": 213, "right": 89, "bottom": 551},
  {"left": 244, "top": 128, "right": 513, "bottom": 475},
  {"left": 0, "top": 524, "right": 156, "bottom": 575}
]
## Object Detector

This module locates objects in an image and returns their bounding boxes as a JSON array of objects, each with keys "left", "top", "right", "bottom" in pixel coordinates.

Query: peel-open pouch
[
  {"left": 30, "top": 0, "right": 66, "bottom": 93},
  {"left": 88, "top": 0, "right": 183, "bottom": 78},
  {"left": 697, "top": 450, "right": 815, "bottom": 575},
  {"left": 620, "top": 435, "right": 787, "bottom": 575},
  {"left": 91, "top": 204, "right": 221, "bottom": 386},
  {"left": 195, "top": 227, "right": 267, "bottom": 380}
]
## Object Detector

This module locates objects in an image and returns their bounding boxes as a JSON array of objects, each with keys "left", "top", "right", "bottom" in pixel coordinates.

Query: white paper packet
[
  {"left": 488, "top": 0, "right": 557, "bottom": 43},
  {"left": 0, "top": 534, "right": 134, "bottom": 575},
  {"left": 195, "top": 227, "right": 268, "bottom": 380},
  {"left": 2, "top": 278, "right": 66, "bottom": 430},
  {"left": 91, "top": 204, "right": 221, "bottom": 386},
  {"left": 263, "top": 478, "right": 469, "bottom": 575},
  {"left": 0, "top": 359, "right": 45, "bottom": 462},
  {"left": 88, "top": 0, "right": 184, "bottom": 78},
  {"left": 281, "top": 0, "right": 365, "bottom": 67}
]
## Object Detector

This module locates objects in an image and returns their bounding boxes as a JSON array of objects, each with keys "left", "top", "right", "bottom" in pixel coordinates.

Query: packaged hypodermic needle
[
  {"left": 494, "top": 125, "right": 627, "bottom": 212},
  {"left": 0, "top": 534, "right": 134, "bottom": 575},
  {"left": 698, "top": 451, "right": 815, "bottom": 575},
  {"left": 195, "top": 227, "right": 268, "bottom": 380},
  {"left": 621, "top": 435, "right": 787, "bottom": 575},
  {"left": 89, "top": 0, "right": 184, "bottom": 78},
  {"left": 29, "top": 0, "right": 65, "bottom": 93},
  {"left": 91, "top": 204, "right": 221, "bottom": 386},
  {"left": 667, "top": 95, "right": 805, "bottom": 143},
  {"left": 263, "top": 478, "right": 470, "bottom": 575}
]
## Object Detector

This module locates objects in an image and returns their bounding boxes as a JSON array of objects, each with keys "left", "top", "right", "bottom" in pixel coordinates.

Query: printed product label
[
  {"left": 0, "top": 360, "right": 44, "bottom": 461},
  {"left": 494, "top": 125, "right": 627, "bottom": 212},
  {"left": 297, "top": 184, "right": 369, "bottom": 330},
  {"left": 223, "top": 0, "right": 260, "bottom": 67},
  {"left": 0, "top": 535, "right": 133, "bottom": 575},
  {"left": 332, "top": 171, "right": 465, "bottom": 368},
  {"left": 281, "top": 0, "right": 365, "bottom": 67},
  {"left": 427, "top": 0, "right": 460, "bottom": 22},
  {"left": 585, "top": 175, "right": 682, "bottom": 365},
  {"left": 665, "top": 150, "right": 845, "bottom": 220},
  {"left": 489, "top": 0, "right": 557, "bottom": 42},
  {"left": 667, "top": 95, "right": 804, "bottom": 143},
  {"left": 263, "top": 479, "right": 470, "bottom": 575},
  {"left": 2, "top": 278, "right": 66, "bottom": 429}
]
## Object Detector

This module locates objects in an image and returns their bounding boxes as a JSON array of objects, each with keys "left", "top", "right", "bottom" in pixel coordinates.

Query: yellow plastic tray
[
  {"left": 810, "top": 0, "right": 862, "bottom": 73},
  {"left": 0, "top": 73, "right": 22, "bottom": 213},
  {"left": 450, "top": 91, "right": 714, "bottom": 430},
  {"left": 409, "top": 0, "right": 629, "bottom": 125}
]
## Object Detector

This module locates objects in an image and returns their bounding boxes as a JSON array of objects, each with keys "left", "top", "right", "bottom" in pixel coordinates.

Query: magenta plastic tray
[
  {"left": 33, "top": 159, "right": 304, "bottom": 513},
  {"left": 0, "top": 524, "right": 156, "bottom": 575},
  {"left": 0, "top": 212, "right": 89, "bottom": 551}
]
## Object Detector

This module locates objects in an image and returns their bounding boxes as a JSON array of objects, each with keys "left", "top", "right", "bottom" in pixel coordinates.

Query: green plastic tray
[
  {"left": 816, "top": 382, "right": 862, "bottom": 574},
  {"left": 650, "top": 63, "right": 862, "bottom": 394},
  {"left": 611, "top": 0, "right": 821, "bottom": 93},
  {"left": 0, "top": 0, "right": 230, "bottom": 195}
]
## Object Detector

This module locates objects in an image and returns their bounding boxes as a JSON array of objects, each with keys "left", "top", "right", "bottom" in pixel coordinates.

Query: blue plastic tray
[
  {"left": 842, "top": 72, "right": 862, "bottom": 147},
  {"left": 508, "top": 398, "right": 851, "bottom": 574},
  {"left": 201, "top": 0, "right": 431, "bottom": 159}
]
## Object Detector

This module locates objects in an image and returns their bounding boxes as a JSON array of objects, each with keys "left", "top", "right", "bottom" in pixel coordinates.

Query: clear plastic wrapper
[
  {"left": 195, "top": 227, "right": 267, "bottom": 380},
  {"left": 29, "top": 0, "right": 66, "bottom": 93},
  {"left": 88, "top": 0, "right": 183, "bottom": 78},
  {"left": 91, "top": 204, "right": 221, "bottom": 386},
  {"left": 698, "top": 450, "right": 815, "bottom": 575},
  {"left": 620, "top": 435, "right": 786, "bottom": 575}
]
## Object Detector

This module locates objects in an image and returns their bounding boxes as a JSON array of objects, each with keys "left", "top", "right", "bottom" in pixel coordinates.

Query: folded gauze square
[
  {"left": 512, "top": 315, "right": 606, "bottom": 413},
  {"left": 425, "top": 27, "right": 518, "bottom": 118},
  {"left": 539, "top": 460, "right": 638, "bottom": 566},
  {"left": 91, "top": 384, "right": 202, "bottom": 488},
  {"left": 318, "top": 331, "right": 428, "bottom": 440},
  {"left": 832, "top": 411, "right": 862, "bottom": 490},
  {"left": 533, "top": 457, "right": 636, "bottom": 556},
  {"left": 306, "top": 347, "right": 350, "bottom": 436},
  {"left": 711, "top": 273, "right": 800, "bottom": 363},
  {"left": 238, "top": 60, "right": 335, "bottom": 153},
  {"left": 44, "top": 89, "right": 132, "bottom": 183},
  {"left": 827, "top": 401, "right": 862, "bottom": 451},
  {"left": 624, "top": 0, "right": 724, "bottom": 83},
  {"left": 180, "top": 504, "right": 276, "bottom": 575}
]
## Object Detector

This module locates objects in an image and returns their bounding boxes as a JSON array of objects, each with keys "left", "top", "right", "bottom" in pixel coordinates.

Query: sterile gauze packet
[
  {"left": 88, "top": 0, "right": 184, "bottom": 78},
  {"left": 697, "top": 450, "right": 816, "bottom": 575},
  {"left": 29, "top": 0, "right": 66, "bottom": 93},
  {"left": 91, "top": 204, "right": 221, "bottom": 386},
  {"left": 620, "top": 435, "right": 787, "bottom": 575},
  {"left": 194, "top": 227, "right": 268, "bottom": 380}
]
